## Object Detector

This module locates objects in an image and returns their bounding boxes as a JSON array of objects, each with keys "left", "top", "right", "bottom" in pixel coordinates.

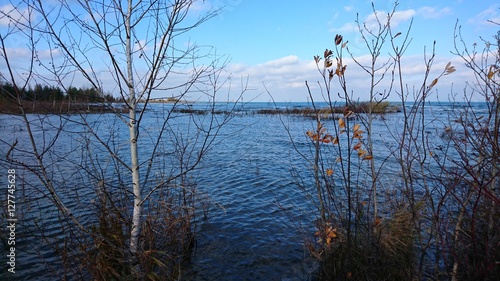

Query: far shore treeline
[
  {"left": 0, "top": 82, "right": 120, "bottom": 103},
  {"left": 0, "top": 82, "right": 127, "bottom": 114}
]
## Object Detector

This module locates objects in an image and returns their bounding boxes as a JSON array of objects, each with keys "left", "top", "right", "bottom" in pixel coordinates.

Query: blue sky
[
  {"left": 196, "top": 0, "right": 498, "bottom": 64},
  {"left": 1, "top": 0, "right": 499, "bottom": 102},
  {"left": 188, "top": 0, "right": 500, "bottom": 102}
]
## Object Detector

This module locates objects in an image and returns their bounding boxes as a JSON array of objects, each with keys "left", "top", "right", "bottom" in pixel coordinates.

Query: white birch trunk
[
  {"left": 125, "top": 0, "right": 142, "bottom": 257},
  {"left": 129, "top": 106, "right": 141, "bottom": 255}
]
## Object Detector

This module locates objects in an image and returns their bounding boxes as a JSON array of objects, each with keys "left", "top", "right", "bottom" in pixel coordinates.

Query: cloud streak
[
  {"left": 467, "top": 4, "right": 500, "bottom": 25},
  {"left": 418, "top": 6, "right": 452, "bottom": 19},
  {"left": 0, "top": 4, "right": 33, "bottom": 27},
  {"left": 331, "top": 5, "right": 453, "bottom": 35},
  {"left": 331, "top": 8, "right": 416, "bottom": 34},
  {"left": 223, "top": 53, "right": 471, "bottom": 102}
]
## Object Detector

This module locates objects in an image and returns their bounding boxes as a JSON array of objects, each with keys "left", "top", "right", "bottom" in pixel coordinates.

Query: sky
[
  {"left": 188, "top": 0, "right": 500, "bottom": 102},
  {"left": 1, "top": 0, "right": 499, "bottom": 102}
]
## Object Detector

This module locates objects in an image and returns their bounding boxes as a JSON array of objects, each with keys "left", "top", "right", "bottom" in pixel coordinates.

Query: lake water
[{"left": 0, "top": 101, "right": 488, "bottom": 280}]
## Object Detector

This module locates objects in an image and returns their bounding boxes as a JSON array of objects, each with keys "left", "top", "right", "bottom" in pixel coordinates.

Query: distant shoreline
[
  {"left": 0, "top": 100, "right": 128, "bottom": 115},
  {"left": 0, "top": 100, "right": 402, "bottom": 115}
]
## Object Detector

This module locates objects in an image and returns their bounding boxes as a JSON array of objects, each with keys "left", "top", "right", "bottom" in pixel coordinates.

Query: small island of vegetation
[{"left": 256, "top": 101, "right": 400, "bottom": 118}]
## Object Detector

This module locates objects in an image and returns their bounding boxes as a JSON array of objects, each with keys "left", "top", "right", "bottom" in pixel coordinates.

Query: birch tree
[{"left": 1, "top": 0, "right": 240, "bottom": 278}]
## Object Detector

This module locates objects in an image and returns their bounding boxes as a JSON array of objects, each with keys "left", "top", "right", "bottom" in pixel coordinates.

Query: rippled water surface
[
  {"left": 183, "top": 112, "right": 318, "bottom": 281},
  {"left": 0, "top": 101, "right": 488, "bottom": 280}
]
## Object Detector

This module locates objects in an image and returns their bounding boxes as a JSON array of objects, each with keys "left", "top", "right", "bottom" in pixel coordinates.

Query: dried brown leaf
[
  {"left": 353, "top": 142, "right": 362, "bottom": 150},
  {"left": 328, "top": 69, "right": 334, "bottom": 80},
  {"left": 429, "top": 78, "right": 438, "bottom": 88},
  {"left": 323, "top": 49, "right": 332, "bottom": 59},
  {"left": 445, "top": 66, "right": 456, "bottom": 74},
  {"left": 326, "top": 169, "right": 334, "bottom": 177},
  {"left": 357, "top": 149, "right": 366, "bottom": 158},
  {"left": 338, "top": 118, "right": 345, "bottom": 129},
  {"left": 353, "top": 124, "right": 361, "bottom": 132},
  {"left": 488, "top": 70, "right": 494, "bottom": 80},
  {"left": 324, "top": 59, "right": 332, "bottom": 68},
  {"left": 335, "top": 34, "right": 343, "bottom": 45}
]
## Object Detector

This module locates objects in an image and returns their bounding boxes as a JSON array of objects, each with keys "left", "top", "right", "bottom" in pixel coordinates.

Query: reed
[{"left": 288, "top": 2, "right": 499, "bottom": 280}]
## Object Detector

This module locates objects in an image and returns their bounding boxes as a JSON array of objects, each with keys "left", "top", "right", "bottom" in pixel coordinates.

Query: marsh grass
[
  {"left": 52, "top": 178, "right": 199, "bottom": 281},
  {"left": 313, "top": 206, "right": 416, "bottom": 281},
  {"left": 256, "top": 101, "right": 397, "bottom": 117},
  {"left": 84, "top": 208, "right": 130, "bottom": 280},
  {"left": 289, "top": 3, "right": 499, "bottom": 280},
  {"left": 444, "top": 194, "right": 500, "bottom": 280},
  {"left": 354, "top": 101, "right": 393, "bottom": 113}
]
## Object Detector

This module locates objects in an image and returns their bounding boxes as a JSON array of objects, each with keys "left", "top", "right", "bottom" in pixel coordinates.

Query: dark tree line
[{"left": 0, "top": 82, "right": 119, "bottom": 103}]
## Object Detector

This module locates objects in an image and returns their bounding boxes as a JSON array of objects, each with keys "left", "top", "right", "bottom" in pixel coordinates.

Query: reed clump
[
  {"left": 290, "top": 3, "right": 499, "bottom": 279},
  {"left": 317, "top": 211, "right": 416, "bottom": 281},
  {"left": 354, "top": 101, "right": 393, "bottom": 113},
  {"left": 256, "top": 102, "right": 397, "bottom": 117},
  {"left": 74, "top": 180, "right": 197, "bottom": 281}
]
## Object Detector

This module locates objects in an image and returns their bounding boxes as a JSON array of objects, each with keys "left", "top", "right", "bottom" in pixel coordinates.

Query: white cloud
[
  {"left": 221, "top": 53, "right": 474, "bottom": 102},
  {"left": 331, "top": 9, "right": 415, "bottom": 34},
  {"left": 0, "top": 4, "right": 32, "bottom": 27},
  {"left": 417, "top": 6, "right": 452, "bottom": 19},
  {"left": 190, "top": 0, "right": 213, "bottom": 11},
  {"left": 344, "top": 6, "right": 354, "bottom": 12},
  {"left": 387, "top": 9, "right": 416, "bottom": 27},
  {"left": 231, "top": 55, "right": 316, "bottom": 86},
  {"left": 331, "top": 22, "right": 357, "bottom": 33},
  {"left": 2, "top": 47, "right": 31, "bottom": 58},
  {"left": 262, "top": 55, "right": 299, "bottom": 68},
  {"left": 222, "top": 56, "right": 319, "bottom": 101},
  {"left": 468, "top": 4, "right": 500, "bottom": 25},
  {"left": 134, "top": 40, "right": 149, "bottom": 53}
]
